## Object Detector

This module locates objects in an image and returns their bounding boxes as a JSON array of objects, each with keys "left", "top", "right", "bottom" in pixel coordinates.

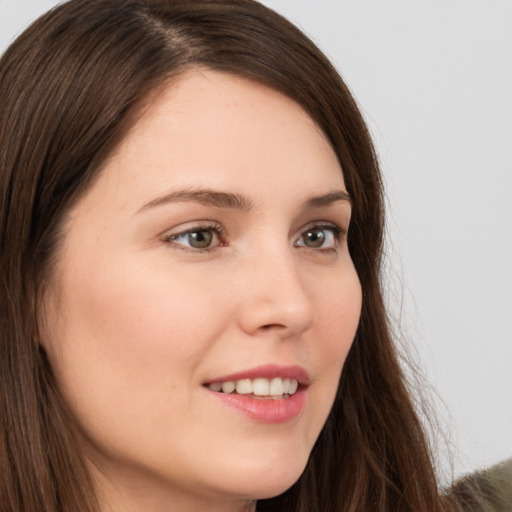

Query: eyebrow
[
  {"left": 137, "top": 187, "right": 351, "bottom": 214},
  {"left": 304, "top": 190, "right": 352, "bottom": 209},
  {"left": 138, "top": 188, "right": 254, "bottom": 213}
]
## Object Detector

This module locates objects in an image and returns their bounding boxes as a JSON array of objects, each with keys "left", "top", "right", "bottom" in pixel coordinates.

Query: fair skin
[{"left": 42, "top": 69, "right": 362, "bottom": 512}]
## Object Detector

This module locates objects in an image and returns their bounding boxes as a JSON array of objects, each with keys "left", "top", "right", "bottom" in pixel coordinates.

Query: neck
[{"left": 88, "top": 460, "right": 258, "bottom": 512}]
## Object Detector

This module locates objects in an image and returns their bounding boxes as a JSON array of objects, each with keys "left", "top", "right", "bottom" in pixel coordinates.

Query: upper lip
[{"left": 204, "top": 364, "right": 310, "bottom": 386}]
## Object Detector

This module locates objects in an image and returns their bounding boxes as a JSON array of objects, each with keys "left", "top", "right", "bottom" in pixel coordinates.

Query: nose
[{"left": 236, "top": 247, "right": 315, "bottom": 338}]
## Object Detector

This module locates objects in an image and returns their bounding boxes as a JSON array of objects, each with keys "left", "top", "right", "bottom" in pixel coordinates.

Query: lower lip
[{"left": 206, "top": 387, "right": 307, "bottom": 424}]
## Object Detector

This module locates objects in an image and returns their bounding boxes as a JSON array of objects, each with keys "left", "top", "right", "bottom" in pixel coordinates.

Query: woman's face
[{"left": 42, "top": 70, "right": 362, "bottom": 511}]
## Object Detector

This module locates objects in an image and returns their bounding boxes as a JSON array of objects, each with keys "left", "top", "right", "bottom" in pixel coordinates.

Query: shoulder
[
  {"left": 485, "top": 459, "right": 512, "bottom": 511},
  {"left": 447, "top": 459, "right": 512, "bottom": 512}
]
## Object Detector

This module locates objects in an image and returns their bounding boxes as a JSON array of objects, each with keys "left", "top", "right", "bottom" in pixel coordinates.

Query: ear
[{"left": 36, "top": 283, "right": 60, "bottom": 353}]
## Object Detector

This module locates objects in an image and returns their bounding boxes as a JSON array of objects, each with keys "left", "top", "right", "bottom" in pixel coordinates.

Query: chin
[
  {"left": 249, "top": 474, "right": 303, "bottom": 501},
  {"left": 216, "top": 453, "right": 308, "bottom": 501}
]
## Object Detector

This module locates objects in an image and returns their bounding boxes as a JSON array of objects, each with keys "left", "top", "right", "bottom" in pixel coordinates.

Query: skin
[{"left": 42, "top": 69, "right": 362, "bottom": 512}]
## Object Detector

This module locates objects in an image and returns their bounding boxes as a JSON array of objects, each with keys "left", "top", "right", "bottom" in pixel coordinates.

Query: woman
[{"left": 0, "top": 1, "right": 506, "bottom": 511}]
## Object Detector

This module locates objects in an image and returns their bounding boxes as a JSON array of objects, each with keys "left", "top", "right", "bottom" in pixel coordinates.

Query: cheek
[
  {"left": 301, "top": 264, "right": 362, "bottom": 429},
  {"left": 314, "top": 265, "right": 361, "bottom": 356},
  {"left": 44, "top": 257, "right": 227, "bottom": 423}
]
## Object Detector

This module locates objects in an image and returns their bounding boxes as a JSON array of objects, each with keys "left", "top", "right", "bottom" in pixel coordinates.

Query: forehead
[{"left": 80, "top": 69, "right": 346, "bottom": 215}]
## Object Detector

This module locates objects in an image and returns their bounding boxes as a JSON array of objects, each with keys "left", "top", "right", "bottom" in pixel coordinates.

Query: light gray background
[{"left": 1, "top": 0, "right": 510, "bottom": 482}]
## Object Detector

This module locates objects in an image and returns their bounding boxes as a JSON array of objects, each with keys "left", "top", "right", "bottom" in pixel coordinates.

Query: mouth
[
  {"left": 205, "top": 377, "right": 300, "bottom": 399},
  {"left": 202, "top": 364, "right": 309, "bottom": 423}
]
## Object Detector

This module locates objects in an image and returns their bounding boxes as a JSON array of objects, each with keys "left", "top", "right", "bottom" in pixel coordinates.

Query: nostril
[{"left": 260, "top": 323, "right": 286, "bottom": 331}]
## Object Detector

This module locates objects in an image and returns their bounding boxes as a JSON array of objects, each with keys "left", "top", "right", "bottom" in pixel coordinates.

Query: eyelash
[
  {"left": 164, "top": 222, "right": 227, "bottom": 252},
  {"left": 163, "top": 222, "right": 347, "bottom": 253},
  {"left": 295, "top": 223, "right": 346, "bottom": 251}
]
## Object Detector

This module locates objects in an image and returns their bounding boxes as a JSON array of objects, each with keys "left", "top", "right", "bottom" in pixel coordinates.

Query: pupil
[
  {"left": 190, "top": 231, "right": 212, "bottom": 248},
  {"left": 305, "top": 229, "right": 324, "bottom": 247}
]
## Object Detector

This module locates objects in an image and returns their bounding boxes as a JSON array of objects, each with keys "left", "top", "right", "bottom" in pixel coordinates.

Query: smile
[
  {"left": 203, "top": 364, "right": 309, "bottom": 422},
  {"left": 207, "top": 377, "right": 299, "bottom": 398}
]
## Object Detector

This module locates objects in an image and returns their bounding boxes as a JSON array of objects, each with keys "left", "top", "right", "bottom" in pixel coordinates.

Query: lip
[
  {"left": 203, "top": 364, "right": 309, "bottom": 424},
  {"left": 204, "top": 364, "right": 310, "bottom": 386}
]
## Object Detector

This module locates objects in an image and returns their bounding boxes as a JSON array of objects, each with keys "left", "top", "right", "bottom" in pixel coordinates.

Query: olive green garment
[
  {"left": 486, "top": 459, "right": 512, "bottom": 511},
  {"left": 448, "top": 459, "right": 512, "bottom": 512}
]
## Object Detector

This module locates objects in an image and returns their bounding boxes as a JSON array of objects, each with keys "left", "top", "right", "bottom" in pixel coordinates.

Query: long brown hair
[{"left": 0, "top": 1, "right": 451, "bottom": 510}]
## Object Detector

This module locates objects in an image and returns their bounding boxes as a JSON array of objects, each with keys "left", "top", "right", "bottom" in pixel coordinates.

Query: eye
[
  {"left": 295, "top": 224, "right": 344, "bottom": 250},
  {"left": 165, "top": 224, "right": 225, "bottom": 251}
]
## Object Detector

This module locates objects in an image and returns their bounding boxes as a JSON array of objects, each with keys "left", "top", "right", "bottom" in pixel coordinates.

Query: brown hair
[{"left": 0, "top": 1, "right": 452, "bottom": 510}]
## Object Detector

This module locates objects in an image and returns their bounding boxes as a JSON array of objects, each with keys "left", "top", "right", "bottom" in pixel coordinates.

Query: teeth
[
  {"left": 235, "top": 379, "right": 252, "bottom": 394},
  {"left": 269, "top": 377, "right": 284, "bottom": 396},
  {"left": 253, "top": 378, "right": 270, "bottom": 396},
  {"left": 208, "top": 377, "right": 299, "bottom": 397},
  {"left": 221, "top": 381, "right": 236, "bottom": 394}
]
